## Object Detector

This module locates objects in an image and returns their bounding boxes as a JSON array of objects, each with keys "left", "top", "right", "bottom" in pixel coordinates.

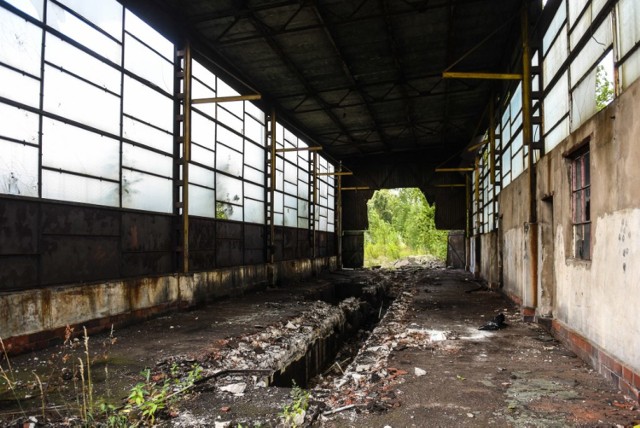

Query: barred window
[{"left": 571, "top": 149, "right": 590, "bottom": 259}]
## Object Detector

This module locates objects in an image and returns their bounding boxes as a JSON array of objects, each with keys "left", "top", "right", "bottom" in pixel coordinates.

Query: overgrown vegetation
[
  {"left": 596, "top": 63, "right": 614, "bottom": 111},
  {"left": 279, "top": 381, "right": 310, "bottom": 428},
  {"left": 365, "top": 188, "right": 448, "bottom": 266}
]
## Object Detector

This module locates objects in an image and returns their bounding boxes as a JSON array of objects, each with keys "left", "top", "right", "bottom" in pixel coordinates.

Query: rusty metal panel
[
  {"left": 273, "top": 227, "right": 284, "bottom": 262},
  {"left": 316, "top": 231, "right": 327, "bottom": 257},
  {"left": 0, "top": 198, "right": 39, "bottom": 255},
  {"left": 215, "top": 239, "right": 243, "bottom": 267},
  {"left": 41, "top": 203, "right": 119, "bottom": 236},
  {"left": 296, "top": 229, "right": 309, "bottom": 259},
  {"left": 283, "top": 227, "right": 297, "bottom": 260},
  {"left": 122, "top": 212, "right": 173, "bottom": 252},
  {"left": 244, "top": 224, "right": 265, "bottom": 265},
  {"left": 342, "top": 191, "right": 373, "bottom": 231},
  {"left": 41, "top": 236, "right": 120, "bottom": 285},
  {"left": 122, "top": 252, "right": 174, "bottom": 277},
  {"left": 189, "top": 217, "right": 216, "bottom": 271},
  {"left": 0, "top": 256, "right": 38, "bottom": 291},
  {"left": 435, "top": 189, "right": 467, "bottom": 230}
]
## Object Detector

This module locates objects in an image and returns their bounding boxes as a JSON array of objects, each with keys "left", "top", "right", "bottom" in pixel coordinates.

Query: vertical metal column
[
  {"left": 336, "top": 161, "right": 343, "bottom": 267},
  {"left": 489, "top": 96, "right": 496, "bottom": 186},
  {"left": 311, "top": 152, "right": 318, "bottom": 259},
  {"left": 268, "top": 111, "right": 277, "bottom": 263},
  {"left": 175, "top": 42, "right": 192, "bottom": 273},
  {"left": 522, "top": 2, "right": 538, "bottom": 312}
]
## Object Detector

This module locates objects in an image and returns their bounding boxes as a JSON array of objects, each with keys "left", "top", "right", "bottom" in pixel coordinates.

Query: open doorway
[{"left": 363, "top": 188, "right": 448, "bottom": 267}]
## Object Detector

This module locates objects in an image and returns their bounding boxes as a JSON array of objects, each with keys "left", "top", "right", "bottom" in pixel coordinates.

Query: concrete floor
[{"left": 1, "top": 265, "right": 639, "bottom": 427}]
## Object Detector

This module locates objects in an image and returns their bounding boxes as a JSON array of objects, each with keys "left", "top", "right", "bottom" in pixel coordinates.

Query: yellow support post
[
  {"left": 435, "top": 167, "right": 475, "bottom": 173},
  {"left": 191, "top": 94, "right": 261, "bottom": 104},
  {"left": 269, "top": 111, "right": 277, "bottom": 264},
  {"left": 181, "top": 42, "right": 192, "bottom": 273},
  {"left": 489, "top": 96, "right": 496, "bottom": 185}
]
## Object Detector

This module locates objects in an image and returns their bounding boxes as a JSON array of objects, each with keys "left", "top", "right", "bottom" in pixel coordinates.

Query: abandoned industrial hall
[{"left": 1, "top": 0, "right": 640, "bottom": 425}]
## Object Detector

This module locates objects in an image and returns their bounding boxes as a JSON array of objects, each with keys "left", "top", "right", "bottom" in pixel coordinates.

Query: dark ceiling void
[{"left": 121, "top": 0, "right": 524, "bottom": 191}]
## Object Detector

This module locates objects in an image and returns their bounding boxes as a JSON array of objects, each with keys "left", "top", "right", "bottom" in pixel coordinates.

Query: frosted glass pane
[
  {"left": 189, "top": 184, "right": 215, "bottom": 218},
  {"left": 123, "top": 116, "right": 173, "bottom": 154},
  {"left": 570, "top": 5, "right": 591, "bottom": 51},
  {"left": 192, "top": 60, "right": 217, "bottom": 92},
  {"left": 571, "top": 68, "right": 596, "bottom": 131},
  {"left": 543, "top": 24, "right": 568, "bottom": 85},
  {"left": 244, "top": 198, "right": 264, "bottom": 224},
  {"left": 244, "top": 141, "right": 264, "bottom": 170},
  {"left": 123, "top": 75, "right": 173, "bottom": 132},
  {"left": 621, "top": 49, "right": 640, "bottom": 89},
  {"left": 243, "top": 165, "right": 263, "bottom": 185},
  {"left": 0, "top": 138, "right": 38, "bottom": 196},
  {"left": 544, "top": 72, "right": 569, "bottom": 129},
  {"left": 217, "top": 125, "right": 243, "bottom": 150},
  {"left": 0, "top": 103, "right": 39, "bottom": 144},
  {"left": 569, "top": 17, "right": 612, "bottom": 85},
  {"left": 245, "top": 102, "right": 264, "bottom": 122},
  {"left": 274, "top": 191, "right": 284, "bottom": 213},
  {"left": 192, "top": 144, "right": 215, "bottom": 168},
  {"left": 0, "top": 62, "right": 40, "bottom": 108},
  {"left": 274, "top": 213, "right": 283, "bottom": 226},
  {"left": 216, "top": 78, "right": 239, "bottom": 97},
  {"left": 44, "top": 65, "right": 120, "bottom": 134},
  {"left": 543, "top": 0, "right": 566, "bottom": 54},
  {"left": 545, "top": 118, "right": 569, "bottom": 151},
  {"left": 217, "top": 105, "right": 243, "bottom": 132},
  {"left": 284, "top": 207, "right": 297, "bottom": 227},
  {"left": 56, "top": 0, "right": 122, "bottom": 39},
  {"left": 512, "top": 148, "right": 524, "bottom": 179},
  {"left": 191, "top": 79, "right": 216, "bottom": 118},
  {"left": 298, "top": 218, "right": 309, "bottom": 229},
  {"left": 245, "top": 182, "right": 264, "bottom": 201},
  {"left": 245, "top": 117, "right": 264, "bottom": 145},
  {"left": 124, "top": 10, "right": 173, "bottom": 61},
  {"left": 43, "top": 170, "right": 118, "bottom": 206},
  {"left": 284, "top": 161, "right": 297, "bottom": 183},
  {"left": 3, "top": 0, "right": 43, "bottom": 20},
  {"left": 618, "top": 0, "right": 640, "bottom": 58},
  {"left": 298, "top": 199, "right": 308, "bottom": 217},
  {"left": 568, "top": 0, "right": 588, "bottom": 28},
  {"left": 216, "top": 143, "right": 242, "bottom": 176},
  {"left": 46, "top": 34, "right": 120, "bottom": 93},
  {"left": 189, "top": 163, "right": 215, "bottom": 188},
  {"left": 48, "top": 3, "right": 121, "bottom": 64},
  {"left": 284, "top": 194, "right": 297, "bottom": 209},
  {"left": 124, "top": 34, "right": 173, "bottom": 92},
  {"left": 297, "top": 182, "right": 308, "bottom": 199},
  {"left": 216, "top": 174, "right": 243, "bottom": 203},
  {"left": 0, "top": 8, "right": 42, "bottom": 76},
  {"left": 42, "top": 119, "right": 119, "bottom": 180},
  {"left": 192, "top": 110, "right": 216, "bottom": 147},
  {"left": 122, "top": 169, "right": 172, "bottom": 213},
  {"left": 284, "top": 181, "right": 297, "bottom": 196},
  {"left": 122, "top": 143, "right": 173, "bottom": 177}
]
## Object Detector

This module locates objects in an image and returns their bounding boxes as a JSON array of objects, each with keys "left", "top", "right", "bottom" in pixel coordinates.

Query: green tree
[
  {"left": 595, "top": 64, "right": 614, "bottom": 111},
  {"left": 364, "top": 188, "right": 448, "bottom": 265}
]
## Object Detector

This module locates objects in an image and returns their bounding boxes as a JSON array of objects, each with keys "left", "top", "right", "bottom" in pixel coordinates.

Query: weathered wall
[
  {"left": 481, "top": 78, "right": 640, "bottom": 397},
  {"left": 479, "top": 231, "right": 500, "bottom": 289},
  {"left": 1, "top": 256, "right": 337, "bottom": 355},
  {"left": 496, "top": 171, "right": 530, "bottom": 305}
]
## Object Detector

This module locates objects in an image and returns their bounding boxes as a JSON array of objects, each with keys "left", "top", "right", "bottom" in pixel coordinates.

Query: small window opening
[
  {"left": 596, "top": 51, "right": 615, "bottom": 111},
  {"left": 571, "top": 149, "right": 591, "bottom": 260}
]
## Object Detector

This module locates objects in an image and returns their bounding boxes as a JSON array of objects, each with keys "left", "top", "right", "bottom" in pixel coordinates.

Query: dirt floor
[{"left": 2, "top": 262, "right": 640, "bottom": 427}]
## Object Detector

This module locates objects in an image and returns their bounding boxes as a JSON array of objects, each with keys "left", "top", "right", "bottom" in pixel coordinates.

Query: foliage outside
[
  {"left": 365, "top": 188, "right": 448, "bottom": 266},
  {"left": 595, "top": 63, "right": 614, "bottom": 111}
]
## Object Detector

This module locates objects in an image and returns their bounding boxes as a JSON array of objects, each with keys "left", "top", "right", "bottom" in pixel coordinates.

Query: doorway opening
[{"left": 363, "top": 188, "right": 448, "bottom": 267}]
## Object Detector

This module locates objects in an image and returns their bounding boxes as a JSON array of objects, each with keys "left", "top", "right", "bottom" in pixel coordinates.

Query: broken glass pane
[
  {"left": 216, "top": 143, "right": 243, "bottom": 176},
  {"left": 124, "top": 9, "right": 173, "bottom": 61},
  {"left": 0, "top": 138, "right": 38, "bottom": 197},
  {"left": 122, "top": 169, "right": 172, "bottom": 213},
  {"left": 189, "top": 184, "right": 215, "bottom": 218},
  {"left": 48, "top": 2, "right": 121, "bottom": 64},
  {"left": 124, "top": 33, "right": 173, "bottom": 92},
  {"left": 0, "top": 7, "right": 42, "bottom": 76},
  {"left": 44, "top": 65, "right": 120, "bottom": 135},
  {"left": 42, "top": 118, "right": 119, "bottom": 180},
  {"left": 43, "top": 170, "right": 119, "bottom": 207}
]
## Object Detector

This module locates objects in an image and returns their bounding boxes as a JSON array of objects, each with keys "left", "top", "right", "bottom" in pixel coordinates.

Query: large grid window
[
  {"left": 0, "top": 0, "right": 335, "bottom": 234},
  {"left": 571, "top": 149, "right": 591, "bottom": 260}
]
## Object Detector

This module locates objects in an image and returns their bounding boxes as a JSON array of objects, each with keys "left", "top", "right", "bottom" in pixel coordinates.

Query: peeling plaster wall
[
  {"left": 484, "top": 78, "right": 640, "bottom": 374},
  {"left": 479, "top": 231, "right": 500, "bottom": 289}
]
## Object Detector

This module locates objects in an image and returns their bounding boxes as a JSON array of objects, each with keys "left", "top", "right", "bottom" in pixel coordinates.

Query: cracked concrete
[{"left": 1, "top": 265, "right": 639, "bottom": 427}]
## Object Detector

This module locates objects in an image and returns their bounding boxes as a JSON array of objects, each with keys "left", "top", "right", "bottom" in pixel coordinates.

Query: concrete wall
[
  {"left": 477, "top": 77, "right": 640, "bottom": 399},
  {"left": 1, "top": 256, "right": 337, "bottom": 355}
]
